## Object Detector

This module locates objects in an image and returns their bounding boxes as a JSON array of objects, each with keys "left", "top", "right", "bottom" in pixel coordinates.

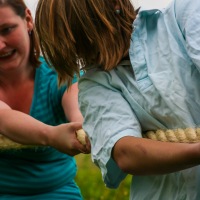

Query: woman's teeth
[{"left": 0, "top": 51, "right": 13, "bottom": 58}]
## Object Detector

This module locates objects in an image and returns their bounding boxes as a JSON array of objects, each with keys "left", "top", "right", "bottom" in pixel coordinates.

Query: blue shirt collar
[{"left": 137, "top": 0, "right": 172, "bottom": 14}]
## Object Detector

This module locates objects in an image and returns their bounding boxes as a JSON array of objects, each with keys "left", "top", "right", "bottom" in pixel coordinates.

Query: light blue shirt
[{"left": 79, "top": 0, "right": 200, "bottom": 199}]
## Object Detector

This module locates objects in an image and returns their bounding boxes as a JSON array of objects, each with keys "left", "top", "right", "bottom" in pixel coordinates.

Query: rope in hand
[
  {"left": 0, "top": 129, "right": 87, "bottom": 150},
  {"left": 0, "top": 128, "right": 200, "bottom": 150}
]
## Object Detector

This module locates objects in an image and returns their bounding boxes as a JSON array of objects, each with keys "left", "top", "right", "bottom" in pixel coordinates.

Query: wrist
[{"left": 38, "top": 124, "right": 53, "bottom": 146}]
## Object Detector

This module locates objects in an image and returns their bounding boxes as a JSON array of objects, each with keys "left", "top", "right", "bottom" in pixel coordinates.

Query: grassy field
[{"left": 75, "top": 154, "right": 132, "bottom": 200}]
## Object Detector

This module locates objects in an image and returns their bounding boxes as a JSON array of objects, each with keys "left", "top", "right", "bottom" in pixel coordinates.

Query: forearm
[
  {"left": 112, "top": 136, "right": 200, "bottom": 175},
  {"left": 0, "top": 109, "right": 51, "bottom": 145},
  {"left": 62, "top": 83, "right": 83, "bottom": 123}
]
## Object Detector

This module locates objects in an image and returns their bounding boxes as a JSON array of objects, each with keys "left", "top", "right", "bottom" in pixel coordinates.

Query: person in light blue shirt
[{"left": 35, "top": 0, "right": 200, "bottom": 199}]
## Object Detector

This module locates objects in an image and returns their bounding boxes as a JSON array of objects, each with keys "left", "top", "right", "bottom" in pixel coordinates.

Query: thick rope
[
  {"left": 144, "top": 128, "right": 200, "bottom": 143},
  {"left": 0, "top": 129, "right": 87, "bottom": 150},
  {"left": 1, "top": 128, "right": 200, "bottom": 150},
  {"left": 0, "top": 134, "right": 35, "bottom": 150}
]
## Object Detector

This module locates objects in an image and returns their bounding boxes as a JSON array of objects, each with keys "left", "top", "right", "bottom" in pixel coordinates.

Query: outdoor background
[
  {"left": 24, "top": 0, "right": 172, "bottom": 199},
  {"left": 75, "top": 154, "right": 132, "bottom": 200}
]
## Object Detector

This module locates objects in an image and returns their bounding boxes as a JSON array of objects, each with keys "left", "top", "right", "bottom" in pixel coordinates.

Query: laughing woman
[{"left": 0, "top": 0, "right": 90, "bottom": 199}]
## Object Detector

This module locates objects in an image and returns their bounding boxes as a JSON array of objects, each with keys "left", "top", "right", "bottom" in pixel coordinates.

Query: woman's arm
[
  {"left": 61, "top": 82, "right": 91, "bottom": 151},
  {"left": 62, "top": 82, "right": 83, "bottom": 122},
  {"left": 0, "top": 101, "right": 88, "bottom": 155},
  {"left": 112, "top": 136, "right": 200, "bottom": 175}
]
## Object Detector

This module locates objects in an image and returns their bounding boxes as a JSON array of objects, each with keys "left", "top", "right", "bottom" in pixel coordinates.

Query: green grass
[{"left": 75, "top": 154, "right": 132, "bottom": 200}]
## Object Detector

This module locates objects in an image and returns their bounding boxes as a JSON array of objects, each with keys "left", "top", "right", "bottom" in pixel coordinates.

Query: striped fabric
[{"left": 0, "top": 57, "right": 82, "bottom": 199}]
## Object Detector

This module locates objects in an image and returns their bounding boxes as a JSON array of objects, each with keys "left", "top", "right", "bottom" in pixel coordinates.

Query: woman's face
[{"left": 0, "top": 6, "right": 33, "bottom": 72}]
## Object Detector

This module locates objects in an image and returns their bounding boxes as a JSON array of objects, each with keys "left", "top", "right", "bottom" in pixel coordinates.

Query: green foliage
[{"left": 75, "top": 154, "right": 132, "bottom": 200}]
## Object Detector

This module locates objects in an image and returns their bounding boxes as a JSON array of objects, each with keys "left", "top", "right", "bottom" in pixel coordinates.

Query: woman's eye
[{"left": 1, "top": 27, "right": 15, "bottom": 35}]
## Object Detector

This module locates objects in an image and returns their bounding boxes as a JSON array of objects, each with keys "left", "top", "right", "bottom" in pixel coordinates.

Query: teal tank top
[{"left": 0, "top": 57, "right": 82, "bottom": 199}]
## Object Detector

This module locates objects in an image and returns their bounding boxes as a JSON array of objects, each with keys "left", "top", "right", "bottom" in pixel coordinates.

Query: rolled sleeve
[{"left": 79, "top": 71, "right": 141, "bottom": 188}]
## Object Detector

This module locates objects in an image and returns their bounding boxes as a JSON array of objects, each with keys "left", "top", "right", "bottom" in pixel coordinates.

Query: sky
[
  {"left": 25, "top": 0, "right": 173, "bottom": 19},
  {"left": 24, "top": 0, "right": 38, "bottom": 19},
  {"left": 131, "top": 0, "right": 172, "bottom": 9}
]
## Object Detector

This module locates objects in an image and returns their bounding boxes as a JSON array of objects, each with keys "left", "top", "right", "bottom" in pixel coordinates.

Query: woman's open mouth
[{"left": 0, "top": 49, "right": 16, "bottom": 59}]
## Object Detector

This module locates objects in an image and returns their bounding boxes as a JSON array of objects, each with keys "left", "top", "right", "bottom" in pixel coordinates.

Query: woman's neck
[{"left": 0, "top": 65, "right": 35, "bottom": 88}]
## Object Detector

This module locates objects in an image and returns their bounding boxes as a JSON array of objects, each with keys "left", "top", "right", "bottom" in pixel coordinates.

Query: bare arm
[
  {"left": 112, "top": 136, "right": 200, "bottom": 175},
  {"left": 0, "top": 101, "right": 87, "bottom": 155},
  {"left": 62, "top": 82, "right": 91, "bottom": 152},
  {"left": 62, "top": 82, "right": 83, "bottom": 123}
]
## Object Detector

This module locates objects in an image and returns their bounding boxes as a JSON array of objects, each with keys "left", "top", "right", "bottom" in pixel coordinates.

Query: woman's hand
[{"left": 49, "top": 122, "right": 91, "bottom": 156}]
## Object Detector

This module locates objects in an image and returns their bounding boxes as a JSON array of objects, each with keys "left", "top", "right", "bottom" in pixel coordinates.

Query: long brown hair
[
  {"left": 0, "top": 0, "right": 41, "bottom": 68},
  {"left": 35, "top": 0, "right": 136, "bottom": 85}
]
